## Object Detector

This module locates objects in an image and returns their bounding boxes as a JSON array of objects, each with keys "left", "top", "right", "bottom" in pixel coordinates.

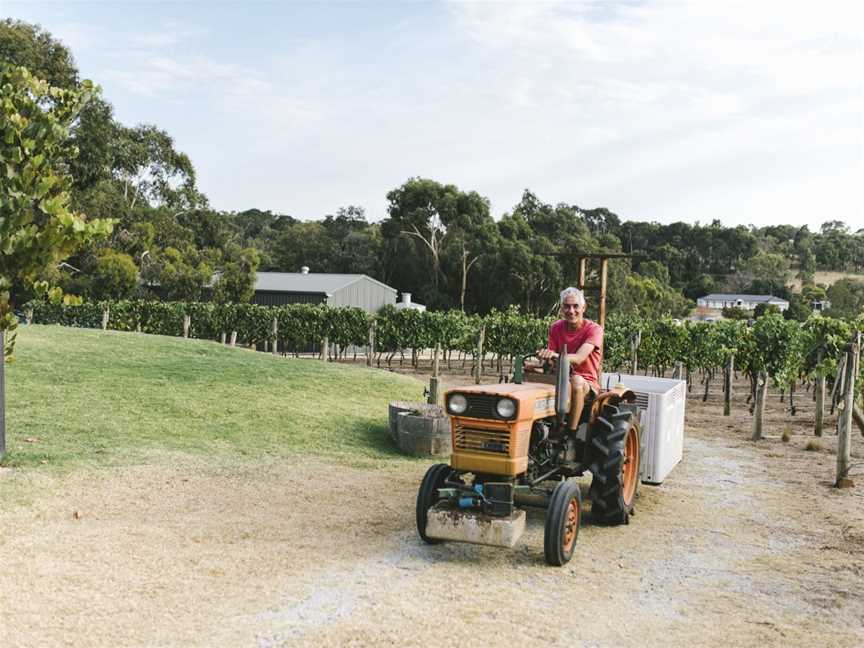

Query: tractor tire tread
[{"left": 588, "top": 404, "right": 639, "bottom": 526}]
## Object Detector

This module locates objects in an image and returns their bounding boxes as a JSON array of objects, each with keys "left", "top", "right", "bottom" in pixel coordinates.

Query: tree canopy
[{"left": 3, "top": 19, "right": 863, "bottom": 323}]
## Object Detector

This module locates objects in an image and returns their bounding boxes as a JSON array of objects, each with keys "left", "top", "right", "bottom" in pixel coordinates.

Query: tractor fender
[{"left": 589, "top": 386, "right": 636, "bottom": 423}]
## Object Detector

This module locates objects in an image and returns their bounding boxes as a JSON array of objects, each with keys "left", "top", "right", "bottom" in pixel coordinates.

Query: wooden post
[
  {"left": 0, "top": 330, "right": 6, "bottom": 460},
  {"left": 220, "top": 332, "right": 226, "bottom": 345},
  {"left": 229, "top": 331, "right": 237, "bottom": 347},
  {"left": 672, "top": 362, "right": 683, "bottom": 380},
  {"left": 630, "top": 330, "right": 641, "bottom": 375},
  {"left": 101, "top": 305, "right": 110, "bottom": 331},
  {"left": 25, "top": 308, "right": 33, "bottom": 325},
  {"left": 815, "top": 349, "right": 826, "bottom": 437},
  {"left": 428, "top": 377, "right": 439, "bottom": 405},
  {"left": 723, "top": 355, "right": 734, "bottom": 416},
  {"left": 836, "top": 333, "right": 859, "bottom": 488},
  {"left": 598, "top": 257, "right": 608, "bottom": 329},
  {"left": 366, "top": 320, "right": 375, "bottom": 367},
  {"left": 751, "top": 371, "right": 768, "bottom": 441},
  {"left": 789, "top": 382, "right": 796, "bottom": 416},
  {"left": 578, "top": 257, "right": 587, "bottom": 289},
  {"left": 182, "top": 314, "right": 191, "bottom": 338},
  {"left": 852, "top": 405, "right": 864, "bottom": 437},
  {"left": 321, "top": 335, "right": 329, "bottom": 362},
  {"left": 830, "top": 354, "right": 846, "bottom": 416},
  {"left": 272, "top": 317, "right": 278, "bottom": 356},
  {"left": 475, "top": 326, "right": 485, "bottom": 385},
  {"left": 433, "top": 343, "right": 440, "bottom": 378}
]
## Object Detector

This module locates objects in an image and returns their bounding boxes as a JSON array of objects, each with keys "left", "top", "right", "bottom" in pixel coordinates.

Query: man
[{"left": 538, "top": 287, "right": 603, "bottom": 432}]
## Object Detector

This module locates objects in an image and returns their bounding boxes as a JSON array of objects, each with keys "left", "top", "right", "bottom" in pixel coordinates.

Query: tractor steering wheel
[{"left": 522, "top": 352, "right": 555, "bottom": 375}]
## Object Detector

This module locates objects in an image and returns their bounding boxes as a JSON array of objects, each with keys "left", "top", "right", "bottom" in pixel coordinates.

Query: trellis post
[
  {"left": 751, "top": 371, "right": 768, "bottom": 441},
  {"left": 428, "top": 343, "right": 441, "bottom": 405},
  {"left": 367, "top": 319, "right": 376, "bottom": 367},
  {"left": 475, "top": 326, "right": 485, "bottom": 385},
  {"left": 0, "top": 330, "right": 6, "bottom": 460},
  {"left": 723, "top": 354, "right": 734, "bottom": 416},
  {"left": 836, "top": 332, "right": 859, "bottom": 488},
  {"left": 815, "top": 347, "right": 826, "bottom": 437}
]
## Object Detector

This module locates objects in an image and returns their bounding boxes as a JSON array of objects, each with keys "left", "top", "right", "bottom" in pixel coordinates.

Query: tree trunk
[
  {"left": 321, "top": 336, "right": 329, "bottom": 361},
  {"left": 229, "top": 331, "right": 237, "bottom": 347},
  {"left": 751, "top": 371, "right": 768, "bottom": 441},
  {"left": 460, "top": 247, "right": 479, "bottom": 313},
  {"left": 702, "top": 370, "right": 712, "bottom": 402},
  {"left": 102, "top": 305, "right": 110, "bottom": 331}
]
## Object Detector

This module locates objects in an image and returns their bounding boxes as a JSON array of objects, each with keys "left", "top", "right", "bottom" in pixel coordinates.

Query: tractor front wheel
[
  {"left": 544, "top": 479, "right": 582, "bottom": 566},
  {"left": 416, "top": 463, "right": 450, "bottom": 544},
  {"left": 589, "top": 404, "right": 640, "bottom": 525}
]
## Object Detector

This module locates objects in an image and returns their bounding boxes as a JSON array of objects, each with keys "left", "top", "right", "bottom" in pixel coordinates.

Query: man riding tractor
[
  {"left": 416, "top": 287, "right": 641, "bottom": 565},
  {"left": 539, "top": 286, "right": 604, "bottom": 435}
]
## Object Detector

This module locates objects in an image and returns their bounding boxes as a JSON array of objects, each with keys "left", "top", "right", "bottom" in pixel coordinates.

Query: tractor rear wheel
[
  {"left": 416, "top": 463, "right": 450, "bottom": 544},
  {"left": 544, "top": 479, "right": 582, "bottom": 566},
  {"left": 588, "top": 404, "right": 640, "bottom": 525}
]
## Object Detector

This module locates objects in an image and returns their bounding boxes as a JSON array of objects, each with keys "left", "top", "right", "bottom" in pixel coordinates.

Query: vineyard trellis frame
[{"left": 543, "top": 252, "right": 638, "bottom": 330}]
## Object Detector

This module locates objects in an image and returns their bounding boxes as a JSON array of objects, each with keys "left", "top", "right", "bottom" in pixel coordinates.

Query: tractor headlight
[
  {"left": 448, "top": 393, "right": 468, "bottom": 414},
  {"left": 496, "top": 398, "right": 516, "bottom": 419}
]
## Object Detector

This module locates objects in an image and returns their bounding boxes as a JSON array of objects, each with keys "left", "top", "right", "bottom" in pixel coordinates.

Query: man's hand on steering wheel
[{"left": 537, "top": 348, "right": 559, "bottom": 361}]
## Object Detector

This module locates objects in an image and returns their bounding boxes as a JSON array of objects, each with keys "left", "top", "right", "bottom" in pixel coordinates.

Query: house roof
[
  {"left": 254, "top": 272, "right": 396, "bottom": 296},
  {"left": 700, "top": 293, "right": 789, "bottom": 304}
]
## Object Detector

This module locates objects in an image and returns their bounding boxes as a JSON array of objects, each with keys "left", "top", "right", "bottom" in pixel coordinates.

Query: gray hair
[{"left": 560, "top": 287, "right": 586, "bottom": 306}]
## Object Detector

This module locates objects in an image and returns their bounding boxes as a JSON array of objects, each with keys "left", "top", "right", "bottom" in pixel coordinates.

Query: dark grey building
[{"left": 251, "top": 270, "right": 397, "bottom": 312}]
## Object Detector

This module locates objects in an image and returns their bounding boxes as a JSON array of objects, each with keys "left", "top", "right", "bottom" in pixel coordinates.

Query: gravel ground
[{"left": 1, "top": 378, "right": 862, "bottom": 647}]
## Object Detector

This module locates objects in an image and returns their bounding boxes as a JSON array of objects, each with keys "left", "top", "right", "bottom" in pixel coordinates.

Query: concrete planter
[{"left": 389, "top": 402, "right": 451, "bottom": 457}]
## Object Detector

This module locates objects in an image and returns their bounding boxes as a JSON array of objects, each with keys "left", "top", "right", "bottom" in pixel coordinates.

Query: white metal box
[{"left": 600, "top": 373, "right": 686, "bottom": 485}]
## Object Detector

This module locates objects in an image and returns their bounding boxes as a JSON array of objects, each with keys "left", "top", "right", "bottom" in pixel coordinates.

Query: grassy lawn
[{"left": 2, "top": 325, "right": 425, "bottom": 469}]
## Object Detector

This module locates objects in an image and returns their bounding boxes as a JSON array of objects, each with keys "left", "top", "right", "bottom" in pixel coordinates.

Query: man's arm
[
  {"left": 537, "top": 342, "right": 595, "bottom": 364},
  {"left": 566, "top": 342, "right": 596, "bottom": 367}
]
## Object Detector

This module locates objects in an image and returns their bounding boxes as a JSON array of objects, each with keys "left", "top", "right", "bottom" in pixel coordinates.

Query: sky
[{"left": 5, "top": 1, "right": 863, "bottom": 228}]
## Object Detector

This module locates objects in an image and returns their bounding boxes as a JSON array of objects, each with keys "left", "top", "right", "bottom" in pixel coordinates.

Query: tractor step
[{"left": 425, "top": 507, "right": 526, "bottom": 548}]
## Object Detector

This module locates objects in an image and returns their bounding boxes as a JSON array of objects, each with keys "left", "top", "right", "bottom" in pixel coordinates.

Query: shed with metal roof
[{"left": 251, "top": 271, "right": 397, "bottom": 312}]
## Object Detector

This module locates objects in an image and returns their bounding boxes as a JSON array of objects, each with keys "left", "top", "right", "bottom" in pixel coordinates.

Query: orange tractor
[{"left": 416, "top": 350, "right": 641, "bottom": 566}]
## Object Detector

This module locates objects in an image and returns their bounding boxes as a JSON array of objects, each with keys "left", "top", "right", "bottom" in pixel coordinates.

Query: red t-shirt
[{"left": 547, "top": 318, "right": 604, "bottom": 390}]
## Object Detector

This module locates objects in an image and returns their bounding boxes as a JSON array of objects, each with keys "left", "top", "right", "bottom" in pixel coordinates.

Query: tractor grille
[
  {"left": 454, "top": 425, "right": 511, "bottom": 455},
  {"left": 463, "top": 394, "right": 498, "bottom": 419}
]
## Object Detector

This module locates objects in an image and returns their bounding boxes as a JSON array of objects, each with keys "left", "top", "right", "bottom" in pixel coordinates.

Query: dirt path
[{"left": 1, "top": 386, "right": 862, "bottom": 647}]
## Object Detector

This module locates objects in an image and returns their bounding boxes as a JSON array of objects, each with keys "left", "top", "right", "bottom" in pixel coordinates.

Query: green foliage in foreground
[{"left": 2, "top": 325, "right": 424, "bottom": 469}]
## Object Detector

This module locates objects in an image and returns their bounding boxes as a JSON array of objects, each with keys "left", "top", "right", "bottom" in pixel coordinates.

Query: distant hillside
[{"left": 789, "top": 271, "right": 864, "bottom": 293}]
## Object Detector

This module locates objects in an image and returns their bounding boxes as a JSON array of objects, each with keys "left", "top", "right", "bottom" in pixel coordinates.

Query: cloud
[{"left": 7, "top": 1, "right": 859, "bottom": 225}]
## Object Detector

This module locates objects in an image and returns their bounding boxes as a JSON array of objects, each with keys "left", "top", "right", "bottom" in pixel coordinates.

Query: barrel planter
[
  {"left": 388, "top": 401, "right": 416, "bottom": 443},
  {"left": 396, "top": 404, "right": 451, "bottom": 457}
]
